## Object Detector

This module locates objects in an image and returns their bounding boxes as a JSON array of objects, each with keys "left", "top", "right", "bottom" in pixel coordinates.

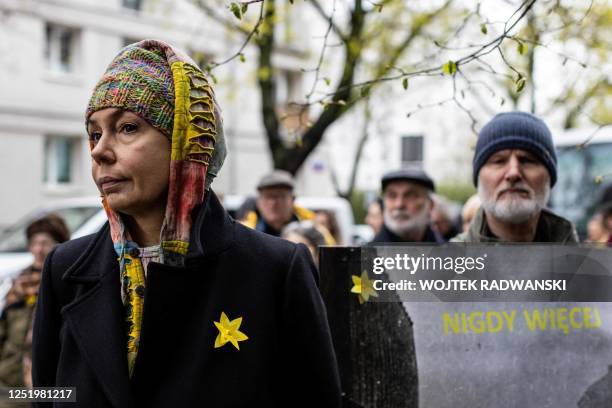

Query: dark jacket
[
  {"left": 32, "top": 192, "right": 341, "bottom": 407},
  {"left": 451, "top": 207, "right": 579, "bottom": 243},
  {"left": 371, "top": 223, "right": 444, "bottom": 244}
]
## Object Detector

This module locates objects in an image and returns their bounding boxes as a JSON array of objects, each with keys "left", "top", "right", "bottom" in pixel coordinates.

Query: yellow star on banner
[
  {"left": 214, "top": 312, "right": 249, "bottom": 350},
  {"left": 351, "top": 271, "right": 378, "bottom": 304}
]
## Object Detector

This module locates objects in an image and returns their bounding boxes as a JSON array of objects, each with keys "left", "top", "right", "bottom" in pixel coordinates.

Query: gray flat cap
[{"left": 257, "top": 170, "right": 295, "bottom": 190}]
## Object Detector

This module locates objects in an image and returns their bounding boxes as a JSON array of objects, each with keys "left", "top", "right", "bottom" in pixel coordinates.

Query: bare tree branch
[{"left": 309, "top": 0, "right": 348, "bottom": 43}]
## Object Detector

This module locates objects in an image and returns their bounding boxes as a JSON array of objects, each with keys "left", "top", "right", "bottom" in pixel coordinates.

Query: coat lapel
[{"left": 61, "top": 224, "right": 134, "bottom": 408}]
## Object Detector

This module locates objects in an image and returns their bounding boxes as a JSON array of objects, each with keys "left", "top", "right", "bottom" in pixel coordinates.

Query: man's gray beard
[
  {"left": 479, "top": 183, "right": 550, "bottom": 224},
  {"left": 384, "top": 204, "right": 431, "bottom": 239}
]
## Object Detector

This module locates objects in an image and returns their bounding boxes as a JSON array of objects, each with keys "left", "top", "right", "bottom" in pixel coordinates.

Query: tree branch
[{"left": 309, "top": 0, "right": 348, "bottom": 43}]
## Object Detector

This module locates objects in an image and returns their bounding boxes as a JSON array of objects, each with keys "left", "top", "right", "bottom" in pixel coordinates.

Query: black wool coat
[{"left": 32, "top": 192, "right": 341, "bottom": 407}]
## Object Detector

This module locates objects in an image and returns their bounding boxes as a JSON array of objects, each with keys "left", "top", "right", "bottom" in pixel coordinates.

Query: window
[
  {"left": 401, "top": 135, "right": 424, "bottom": 167},
  {"left": 122, "top": 0, "right": 143, "bottom": 11},
  {"left": 43, "top": 136, "right": 79, "bottom": 184},
  {"left": 45, "top": 24, "right": 79, "bottom": 74}
]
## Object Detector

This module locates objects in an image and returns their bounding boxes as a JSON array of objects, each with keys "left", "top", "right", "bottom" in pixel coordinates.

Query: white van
[{"left": 550, "top": 126, "right": 612, "bottom": 236}]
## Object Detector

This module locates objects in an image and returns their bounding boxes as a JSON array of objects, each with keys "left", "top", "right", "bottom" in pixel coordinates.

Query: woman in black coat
[{"left": 32, "top": 39, "right": 341, "bottom": 407}]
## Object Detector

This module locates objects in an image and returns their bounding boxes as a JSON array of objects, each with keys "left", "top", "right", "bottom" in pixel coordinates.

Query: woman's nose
[{"left": 90, "top": 133, "right": 116, "bottom": 164}]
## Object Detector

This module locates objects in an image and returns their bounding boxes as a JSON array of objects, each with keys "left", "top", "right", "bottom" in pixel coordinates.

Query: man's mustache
[
  {"left": 496, "top": 183, "right": 533, "bottom": 198},
  {"left": 389, "top": 210, "right": 412, "bottom": 218}
]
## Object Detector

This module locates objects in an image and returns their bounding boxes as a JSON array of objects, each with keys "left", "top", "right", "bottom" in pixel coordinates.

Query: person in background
[
  {"left": 242, "top": 170, "right": 315, "bottom": 237},
  {"left": 282, "top": 221, "right": 327, "bottom": 266},
  {"left": 452, "top": 111, "right": 577, "bottom": 243},
  {"left": 314, "top": 210, "right": 340, "bottom": 244},
  {"left": 372, "top": 169, "right": 444, "bottom": 243},
  {"left": 586, "top": 212, "right": 609, "bottom": 243},
  {"left": 461, "top": 194, "right": 481, "bottom": 232},
  {"left": 0, "top": 214, "right": 69, "bottom": 396},
  {"left": 430, "top": 194, "right": 460, "bottom": 242},
  {"left": 601, "top": 202, "right": 612, "bottom": 245},
  {"left": 365, "top": 198, "right": 384, "bottom": 236},
  {"left": 234, "top": 196, "right": 257, "bottom": 223}
]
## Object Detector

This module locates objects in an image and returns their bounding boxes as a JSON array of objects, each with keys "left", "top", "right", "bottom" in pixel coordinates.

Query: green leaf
[
  {"left": 517, "top": 41, "right": 527, "bottom": 55},
  {"left": 323, "top": 77, "right": 331, "bottom": 86},
  {"left": 515, "top": 77, "right": 526, "bottom": 93},
  {"left": 442, "top": 60, "right": 457, "bottom": 75},
  {"left": 258, "top": 66, "right": 271, "bottom": 81},
  {"left": 239, "top": 53, "right": 246, "bottom": 63},
  {"left": 360, "top": 86, "right": 371, "bottom": 97},
  {"left": 402, "top": 78, "right": 409, "bottom": 90},
  {"left": 289, "top": 0, "right": 294, "bottom": 4},
  {"left": 210, "top": 73, "right": 218, "bottom": 84},
  {"left": 240, "top": 3, "right": 248, "bottom": 15},
  {"left": 480, "top": 24, "right": 487, "bottom": 35},
  {"left": 229, "top": 2, "right": 242, "bottom": 20}
]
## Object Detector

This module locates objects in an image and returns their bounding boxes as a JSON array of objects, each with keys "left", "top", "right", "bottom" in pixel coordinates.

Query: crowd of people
[{"left": 239, "top": 111, "right": 609, "bottom": 250}]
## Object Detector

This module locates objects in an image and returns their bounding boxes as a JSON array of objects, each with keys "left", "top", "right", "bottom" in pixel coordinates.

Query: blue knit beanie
[{"left": 472, "top": 111, "right": 557, "bottom": 186}]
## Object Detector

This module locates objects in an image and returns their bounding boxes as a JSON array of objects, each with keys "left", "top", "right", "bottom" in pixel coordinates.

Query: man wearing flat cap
[
  {"left": 372, "top": 169, "right": 444, "bottom": 243},
  {"left": 242, "top": 170, "right": 316, "bottom": 237},
  {"left": 452, "top": 111, "right": 578, "bottom": 243}
]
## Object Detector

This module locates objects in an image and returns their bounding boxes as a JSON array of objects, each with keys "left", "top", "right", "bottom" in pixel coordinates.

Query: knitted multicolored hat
[{"left": 87, "top": 45, "right": 175, "bottom": 137}]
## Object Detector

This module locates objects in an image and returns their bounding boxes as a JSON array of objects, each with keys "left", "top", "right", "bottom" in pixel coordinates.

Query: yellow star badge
[
  {"left": 351, "top": 271, "right": 378, "bottom": 304},
  {"left": 214, "top": 312, "right": 249, "bottom": 350}
]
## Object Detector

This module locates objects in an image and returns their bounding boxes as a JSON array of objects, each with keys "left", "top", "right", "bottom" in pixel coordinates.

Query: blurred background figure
[
  {"left": 601, "top": 203, "right": 612, "bottom": 245},
  {"left": 365, "top": 198, "right": 384, "bottom": 236},
  {"left": 430, "top": 194, "right": 461, "bottom": 242},
  {"left": 461, "top": 194, "right": 481, "bottom": 232},
  {"left": 0, "top": 214, "right": 69, "bottom": 395},
  {"left": 373, "top": 169, "right": 443, "bottom": 243},
  {"left": 242, "top": 170, "right": 315, "bottom": 237},
  {"left": 314, "top": 210, "right": 340, "bottom": 244},
  {"left": 281, "top": 221, "right": 326, "bottom": 266},
  {"left": 586, "top": 212, "right": 609, "bottom": 243},
  {"left": 234, "top": 196, "right": 257, "bottom": 223}
]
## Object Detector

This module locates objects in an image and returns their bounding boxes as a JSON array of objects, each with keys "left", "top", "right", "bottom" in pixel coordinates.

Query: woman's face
[
  {"left": 88, "top": 108, "right": 171, "bottom": 217},
  {"left": 28, "top": 232, "right": 57, "bottom": 268}
]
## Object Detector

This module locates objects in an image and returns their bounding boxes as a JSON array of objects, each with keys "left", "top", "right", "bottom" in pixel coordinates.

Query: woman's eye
[
  {"left": 89, "top": 132, "right": 102, "bottom": 142},
  {"left": 121, "top": 123, "right": 138, "bottom": 134}
]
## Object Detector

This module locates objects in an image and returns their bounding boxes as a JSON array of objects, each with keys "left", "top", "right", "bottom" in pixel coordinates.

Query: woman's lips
[{"left": 98, "top": 177, "right": 127, "bottom": 193}]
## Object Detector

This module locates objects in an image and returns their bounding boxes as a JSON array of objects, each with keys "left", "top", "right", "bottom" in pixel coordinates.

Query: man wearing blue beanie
[{"left": 453, "top": 111, "right": 577, "bottom": 243}]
